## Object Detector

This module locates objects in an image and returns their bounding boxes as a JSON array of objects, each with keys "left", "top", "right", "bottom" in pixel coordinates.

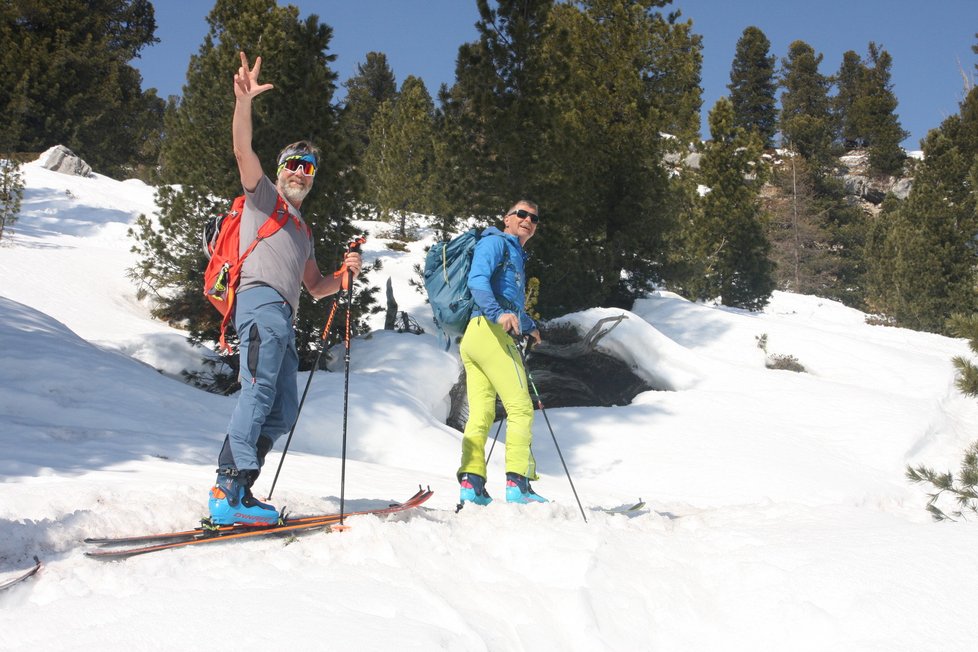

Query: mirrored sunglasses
[
  {"left": 507, "top": 208, "right": 539, "bottom": 224},
  {"left": 277, "top": 155, "right": 317, "bottom": 177}
]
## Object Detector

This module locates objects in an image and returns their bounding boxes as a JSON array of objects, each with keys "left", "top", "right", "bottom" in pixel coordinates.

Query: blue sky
[{"left": 136, "top": 1, "right": 978, "bottom": 150}]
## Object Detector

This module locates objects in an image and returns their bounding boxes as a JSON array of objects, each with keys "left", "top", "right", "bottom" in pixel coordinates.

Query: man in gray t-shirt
[{"left": 208, "top": 51, "right": 362, "bottom": 526}]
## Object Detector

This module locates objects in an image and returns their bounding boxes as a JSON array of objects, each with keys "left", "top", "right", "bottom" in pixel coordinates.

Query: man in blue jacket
[{"left": 457, "top": 200, "right": 545, "bottom": 506}]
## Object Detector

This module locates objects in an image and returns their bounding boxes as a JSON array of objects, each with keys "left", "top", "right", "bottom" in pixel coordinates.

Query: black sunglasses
[{"left": 507, "top": 209, "right": 540, "bottom": 224}]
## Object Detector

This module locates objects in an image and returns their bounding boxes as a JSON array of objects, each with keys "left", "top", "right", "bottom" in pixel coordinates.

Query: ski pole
[
  {"left": 485, "top": 418, "right": 505, "bottom": 465},
  {"left": 452, "top": 417, "right": 505, "bottom": 514},
  {"left": 517, "top": 337, "right": 588, "bottom": 523},
  {"left": 266, "top": 297, "right": 341, "bottom": 500},
  {"left": 337, "top": 235, "right": 366, "bottom": 527}
]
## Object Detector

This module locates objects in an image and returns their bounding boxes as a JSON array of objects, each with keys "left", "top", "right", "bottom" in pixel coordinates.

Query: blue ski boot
[
  {"left": 208, "top": 469, "right": 280, "bottom": 525},
  {"left": 505, "top": 472, "right": 548, "bottom": 504},
  {"left": 459, "top": 473, "right": 493, "bottom": 506}
]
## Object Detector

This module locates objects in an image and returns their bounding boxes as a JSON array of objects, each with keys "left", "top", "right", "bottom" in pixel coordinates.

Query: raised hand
[{"left": 233, "top": 51, "right": 274, "bottom": 101}]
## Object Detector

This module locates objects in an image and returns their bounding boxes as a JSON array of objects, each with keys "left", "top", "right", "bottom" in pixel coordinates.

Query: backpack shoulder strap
[
  {"left": 216, "top": 196, "right": 293, "bottom": 353},
  {"left": 240, "top": 195, "right": 291, "bottom": 259},
  {"left": 255, "top": 195, "right": 290, "bottom": 239},
  {"left": 477, "top": 230, "right": 516, "bottom": 312},
  {"left": 230, "top": 195, "right": 246, "bottom": 215},
  {"left": 478, "top": 229, "right": 509, "bottom": 271}
]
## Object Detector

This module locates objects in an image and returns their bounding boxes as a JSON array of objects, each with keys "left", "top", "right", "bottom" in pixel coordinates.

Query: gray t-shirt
[{"left": 238, "top": 176, "right": 315, "bottom": 316}]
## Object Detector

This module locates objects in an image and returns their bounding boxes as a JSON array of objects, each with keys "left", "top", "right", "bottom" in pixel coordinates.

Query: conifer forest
[{"left": 3, "top": 0, "right": 978, "bottom": 344}]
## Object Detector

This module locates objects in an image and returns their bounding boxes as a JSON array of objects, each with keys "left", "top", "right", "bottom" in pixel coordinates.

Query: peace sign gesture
[{"left": 233, "top": 51, "right": 274, "bottom": 101}]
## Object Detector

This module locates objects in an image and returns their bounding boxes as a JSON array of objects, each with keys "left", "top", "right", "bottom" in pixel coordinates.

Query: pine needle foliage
[
  {"left": 907, "top": 449, "right": 978, "bottom": 522},
  {"left": 859, "top": 43, "right": 908, "bottom": 175},
  {"left": 863, "top": 87, "right": 978, "bottom": 334},
  {"left": 362, "top": 76, "right": 436, "bottom": 239},
  {"left": 762, "top": 154, "right": 868, "bottom": 307},
  {"left": 436, "top": 0, "right": 700, "bottom": 317},
  {"left": 835, "top": 44, "right": 907, "bottom": 175},
  {"left": 340, "top": 52, "right": 397, "bottom": 163},
  {"left": 779, "top": 40, "right": 834, "bottom": 171},
  {"left": 0, "top": 156, "right": 24, "bottom": 242},
  {"left": 949, "top": 314, "right": 978, "bottom": 396},
  {"left": 681, "top": 97, "right": 774, "bottom": 310},
  {"left": 0, "top": 0, "right": 165, "bottom": 177},
  {"left": 728, "top": 26, "right": 778, "bottom": 148},
  {"left": 907, "top": 314, "right": 978, "bottom": 520}
]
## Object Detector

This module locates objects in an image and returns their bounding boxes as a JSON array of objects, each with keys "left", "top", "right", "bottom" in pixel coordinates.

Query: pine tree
[
  {"left": 727, "top": 26, "right": 778, "bottom": 148},
  {"left": 811, "top": 174, "right": 870, "bottom": 308},
  {"left": 435, "top": 43, "right": 498, "bottom": 221},
  {"left": 864, "top": 87, "right": 978, "bottom": 333},
  {"left": 0, "top": 156, "right": 24, "bottom": 242},
  {"left": 528, "top": 0, "right": 697, "bottom": 315},
  {"left": 0, "top": 0, "right": 164, "bottom": 177},
  {"left": 762, "top": 156, "right": 867, "bottom": 305},
  {"left": 859, "top": 43, "right": 908, "bottom": 175},
  {"left": 362, "top": 76, "right": 436, "bottom": 239},
  {"left": 434, "top": 0, "right": 697, "bottom": 316},
  {"left": 425, "top": 94, "right": 472, "bottom": 238},
  {"left": 437, "top": 0, "right": 555, "bottom": 219},
  {"left": 340, "top": 52, "right": 397, "bottom": 161},
  {"left": 130, "top": 0, "right": 375, "bottom": 377},
  {"left": 762, "top": 153, "right": 830, "bottom": 293},
  {"left": 833, "top": 44, "right": 907, "bottom": 175},
  {"left": 645, "top": 8, "right": 704, "bottom": 144},
  {"left": 779, "top": 40, "right": 835, "bottom": 170},
  {"left": 683, "top": 97, "right": 774, "bottom": 310},
  {"left": 835, "top": 50, "right": 865, "bottom": 149}
]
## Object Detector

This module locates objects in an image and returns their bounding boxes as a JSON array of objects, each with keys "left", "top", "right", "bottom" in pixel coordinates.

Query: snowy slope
[{"left": 2, "top": 156, "right": 978, "bottom": 651}]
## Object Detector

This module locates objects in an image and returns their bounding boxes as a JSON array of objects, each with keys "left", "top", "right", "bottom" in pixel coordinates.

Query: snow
[{"left": 2, "top": 155, "right": 978, "bottom": 650}]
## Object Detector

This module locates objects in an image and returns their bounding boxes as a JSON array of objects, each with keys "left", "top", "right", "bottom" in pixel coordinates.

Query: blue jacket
[{"left": 467, "top": 227, "right": 537, "bottom": 334}]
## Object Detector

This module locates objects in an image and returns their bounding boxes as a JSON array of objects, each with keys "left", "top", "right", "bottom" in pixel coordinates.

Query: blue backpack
[{"left": 423, "top": 228, "right": 508, "bottom": 345}]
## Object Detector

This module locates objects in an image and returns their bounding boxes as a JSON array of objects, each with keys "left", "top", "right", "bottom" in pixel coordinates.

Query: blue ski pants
[{"left": 222, "top": 286, "right": 299, "bottom": 472}]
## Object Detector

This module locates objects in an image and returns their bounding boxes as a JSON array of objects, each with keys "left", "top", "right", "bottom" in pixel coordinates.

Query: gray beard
[{"left": 280, "top": 181, "right": 311, "bottom": 205}]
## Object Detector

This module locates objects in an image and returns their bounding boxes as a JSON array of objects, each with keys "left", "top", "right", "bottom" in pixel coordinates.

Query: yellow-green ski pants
[{"left": 456, "top": 316, "right": 537, "bottom": 481}]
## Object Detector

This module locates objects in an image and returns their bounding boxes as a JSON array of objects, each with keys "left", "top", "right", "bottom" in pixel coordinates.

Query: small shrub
[
  {"left": 864, "top": 314, "right": 897, "bottom": 327},
  {"left": 766, "top": 354, "right": 806, "bottom": 373},
  {"left": 756, "top": 333, "right": 806, "bottom": 373}
]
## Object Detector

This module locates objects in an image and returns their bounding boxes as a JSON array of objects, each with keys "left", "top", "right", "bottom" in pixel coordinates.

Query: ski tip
[{"left": 0, "top": 556, "right": 43, "bottom": 589}]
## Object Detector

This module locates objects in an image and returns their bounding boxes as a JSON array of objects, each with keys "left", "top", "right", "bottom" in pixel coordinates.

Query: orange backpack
[{"left": 203, "top": 194, "right": 301, "bottom": 353}]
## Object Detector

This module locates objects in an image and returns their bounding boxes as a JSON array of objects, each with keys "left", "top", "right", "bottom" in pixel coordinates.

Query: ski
[
  {"left": 86, "top": 488, "right": 432, "bottom": 559},
  {"left": 597, "top": 498, "right": 647, "bottom": 515},
  {"left": 86, "top": 517, "right": 337, "bottom": 559},
  {"left": 456, "top": 496, "right": 647, "bottom": 516},
  {"left": 0, "top": 556, "right": 41, "bottom": 591},
  {"left": 85, "top": 486, "right": 430, "bottom": 546}
]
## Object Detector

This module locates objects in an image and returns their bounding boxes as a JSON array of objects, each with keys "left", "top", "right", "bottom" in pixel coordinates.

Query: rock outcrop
[{"left": 37, "top": 145, "right": 93, "bottom": 177}]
